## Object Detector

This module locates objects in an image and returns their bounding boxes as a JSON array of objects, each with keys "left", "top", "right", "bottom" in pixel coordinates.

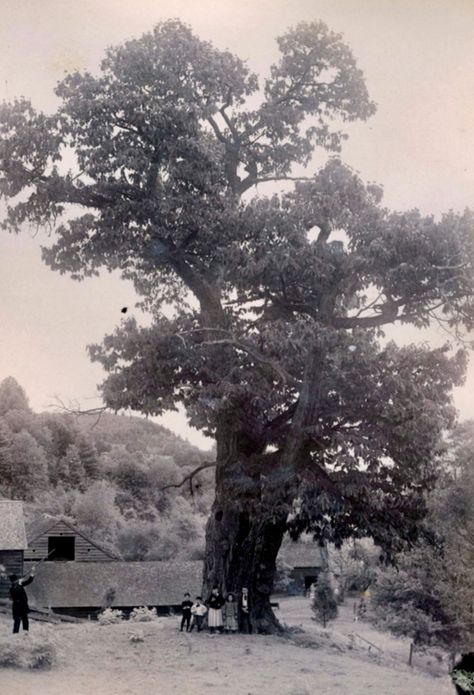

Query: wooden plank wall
[
  {"left": 0, "top": 550, "right": 24, "bottom": 599},
  {"left": 24, "top": 522, "right": 114, "bottom": 562}
]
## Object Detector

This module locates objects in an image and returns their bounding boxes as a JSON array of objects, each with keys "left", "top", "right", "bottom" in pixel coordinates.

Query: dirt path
[{"left": 1, "top": 602, "right": 455, "bottom": 695}]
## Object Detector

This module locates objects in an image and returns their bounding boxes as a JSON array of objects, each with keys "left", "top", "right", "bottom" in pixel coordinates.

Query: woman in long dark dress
[{"left": 206, "top": 587, "right": 225, "bottom": 634}]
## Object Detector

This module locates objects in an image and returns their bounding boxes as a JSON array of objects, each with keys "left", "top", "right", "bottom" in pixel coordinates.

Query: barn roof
[
  {"left": 24, "top": 561, "right": 203, "bottom": 608},
  {"left": 278, "top": 542, "right": 326, "bottom": 569},
  {"left": 0, "top": 500, "right": 27, "bottom": 550},
  {"left": 26, "top": 516, "right": 118, "bottom": 560}
]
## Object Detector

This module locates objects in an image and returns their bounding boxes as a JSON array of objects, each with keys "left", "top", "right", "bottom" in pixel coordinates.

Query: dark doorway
[
  {"left": 48, "top": 536, "right": 75, "bottom": 561},
  {"left": 304, "top": 575, "right": 318, "bottom": 590}
]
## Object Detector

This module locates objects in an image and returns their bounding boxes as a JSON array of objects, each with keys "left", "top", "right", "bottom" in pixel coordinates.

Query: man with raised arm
[{"left": 9, "top": 565, "right": 35, "bottom": 634}]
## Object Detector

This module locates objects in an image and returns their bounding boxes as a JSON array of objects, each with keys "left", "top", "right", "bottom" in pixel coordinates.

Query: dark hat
[{"left": 9, "top": 574, "right": 18, "bottom": 582}]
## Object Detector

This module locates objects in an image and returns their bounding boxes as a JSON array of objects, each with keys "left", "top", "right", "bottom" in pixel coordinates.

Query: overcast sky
[{"left": 1, "top": 0, "right": 473, "bottom": 449}]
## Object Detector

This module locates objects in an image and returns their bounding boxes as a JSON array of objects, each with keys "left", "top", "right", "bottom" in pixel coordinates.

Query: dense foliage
[
  {"left": 370, "top": 422, "right": 474, "bottom": 649},
  {"left": 328, "top": 539, "right": 379, "bottom": 599},
  {"left": 0, "top": 377, "right": 212, "bottom": 560}
]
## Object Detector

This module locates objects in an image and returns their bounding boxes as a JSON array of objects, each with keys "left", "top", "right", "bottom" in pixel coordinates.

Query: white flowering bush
[
  {"left": 98, "top": 608, "right": 124, "bottom": 625},
  {"left": 129, "top": 606, "right": 158, "bottom": 622}
]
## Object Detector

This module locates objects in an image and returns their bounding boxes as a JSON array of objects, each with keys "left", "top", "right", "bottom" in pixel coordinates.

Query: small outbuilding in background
[{"left": 277, "top": 540, "right": 327, "bottom": 594}]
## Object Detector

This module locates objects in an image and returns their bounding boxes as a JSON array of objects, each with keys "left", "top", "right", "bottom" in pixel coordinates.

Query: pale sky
[{"left": 1, "top": 0, "right": 473, "bottom": 449}]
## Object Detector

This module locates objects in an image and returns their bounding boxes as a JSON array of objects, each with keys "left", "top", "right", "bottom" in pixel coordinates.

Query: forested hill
[{"left": 0, "top": 377, "right": 214, "bottom": 560}]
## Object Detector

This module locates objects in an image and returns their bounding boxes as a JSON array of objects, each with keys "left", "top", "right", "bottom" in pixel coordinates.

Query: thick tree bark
[
  {"left": 201, "top": 336, "right": 334, "bottom": 633},
  {"left": 202, "top": 424, "right": 287, "bottom": 633},
  {"left": 203, "top": 502, "right": 286, "bottom": 633}
]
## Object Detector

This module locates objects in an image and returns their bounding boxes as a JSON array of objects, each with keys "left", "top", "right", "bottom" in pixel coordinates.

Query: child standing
[
  {"left": 190, "top": 596, "right": 207, "bottom": 632},
  {"left": 180, "top": 592, "right": 193, "bottom": 632},
  {"left": 206, "top": 587, "right": 225, "bottom": 634},
  {"left": 223, "top": 593, "right": 238, "bottom": 633}
]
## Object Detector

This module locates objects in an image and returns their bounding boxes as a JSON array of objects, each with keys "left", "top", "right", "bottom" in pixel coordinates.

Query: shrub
[
  {"left": 129, "top": 606, "right": 158, "bottom": 622},
  {"left": 369, "top": 558, "right": 459, "bottom": 648},
  {"left": 311, "top": 571, "right": 338, "bottom": 627},
  {"left": 0, "top": 626, "right": 58, "bottom": 670},
  {"left": 98, "top": 608, "right": 124, "bottom": 625}
]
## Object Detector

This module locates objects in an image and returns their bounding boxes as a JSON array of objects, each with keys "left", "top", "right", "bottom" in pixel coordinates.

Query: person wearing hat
[{"left": 9, "top": 565, "right": 35, "bottom": 634}]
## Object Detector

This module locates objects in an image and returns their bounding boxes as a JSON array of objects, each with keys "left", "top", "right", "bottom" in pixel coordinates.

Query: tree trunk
[
  {"left": 202, "top": 424, "right": 287, "bottom": 633},
  {"left": 203, "top": 501, "right": 286, "bottom": 633}
]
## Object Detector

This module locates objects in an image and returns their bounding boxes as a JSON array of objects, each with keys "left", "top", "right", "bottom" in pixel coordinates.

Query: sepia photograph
[{"left": 0, "top": 1, "right": 473, "bottom": 693}]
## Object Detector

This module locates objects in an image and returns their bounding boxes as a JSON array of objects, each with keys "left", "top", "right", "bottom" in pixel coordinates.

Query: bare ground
[{"left": 1, "top": 598, "right": 455, "bottom": 695}]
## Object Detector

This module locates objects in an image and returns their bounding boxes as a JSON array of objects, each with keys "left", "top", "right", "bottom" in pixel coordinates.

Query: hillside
[{"left": 0, "top": 377, "right": 214, "bottom": 561}]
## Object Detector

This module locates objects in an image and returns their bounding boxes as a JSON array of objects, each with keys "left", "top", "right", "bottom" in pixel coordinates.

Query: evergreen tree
[
  {"left": 311, "top": 571, "right": 338, "bottom": 628},
  {"left": 63, "top": 444, "right": 86, "bottom": 492},
  {"left": 44, "top": 417, "right": 78, "bottom": 460},
  {"left": 0, "top": 423, "right": 12, "bottom": 494},
  {"left": 0, "top": 377, "right": 30, "bottom": 416},
  {"left": 78, "top": 436, "right": 100, "bottom": 480},
  {"left": 48, "top": 454, "right": 69, "bottom": 488}
]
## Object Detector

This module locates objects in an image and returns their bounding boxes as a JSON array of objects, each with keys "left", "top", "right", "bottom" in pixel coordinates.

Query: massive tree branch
[
  {"left": 207, "top": 115, "right": 228, "bottom": 145},
  {"left": 145, "top": 239, "right": 226, "bottom": 327},
  {"left": 176, "top": 328, "right": 298, "bottom": 386},
  {"left": 160, "top": 461, "right": 216, "bottom": 496},
  {"left": 333, "top": 304, "right": 400, "bottom": 329}
]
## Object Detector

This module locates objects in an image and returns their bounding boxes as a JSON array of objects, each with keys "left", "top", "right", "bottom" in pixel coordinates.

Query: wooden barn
[
  {"left": 0, "top": 500, "right": 28, "bottom": 599},
  {"left": 278, "top": 541, "right": 327, "bottom": 593},
  {"left": 23, "top": 515, "right": 203, "bottom": 618},
  {"left": 25, "top": 517, "right": 117, "bottom": 563},
  {"left": 24, "top": 560, "right": 203, "bottom": 618}
]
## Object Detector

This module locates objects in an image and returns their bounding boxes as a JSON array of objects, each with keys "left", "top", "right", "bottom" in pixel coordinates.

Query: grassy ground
[
  {"left": 279, "top": 596, "right": 451, "bottom": 676},
  {"left": 0, "top": 597, "right": 455, "bottom": 695}
]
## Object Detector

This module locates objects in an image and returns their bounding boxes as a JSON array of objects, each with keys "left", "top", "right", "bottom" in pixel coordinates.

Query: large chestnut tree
[{"left": 1, "top": 20, "right": 474, "bottom": 631}]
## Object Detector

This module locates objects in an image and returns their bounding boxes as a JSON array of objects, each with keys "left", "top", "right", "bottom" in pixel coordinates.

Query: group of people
[
  {"left": 180, "top": 586, "right": 251, "bottom": 634},
  {"left": 7, "top": 567, "right": 252, "bottom": 637}
]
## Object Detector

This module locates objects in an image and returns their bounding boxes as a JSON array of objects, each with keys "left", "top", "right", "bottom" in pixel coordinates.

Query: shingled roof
[
  {"left": 24, "top": 560, "right": 203, "bottom": 608},
  {"left": 278, "top": 541, "right": 326, "bottom": 569},
  {"left": 0, "top": 500, "right": 27, "bottom": 550}
]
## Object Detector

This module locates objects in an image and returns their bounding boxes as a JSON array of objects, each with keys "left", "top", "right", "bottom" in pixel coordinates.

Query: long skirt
[
  {"left": 208, "top": 607, "right": 223, "bottom": 628},
  {"left": 224, "top": 613, "right": 238, "bottom": 631}
]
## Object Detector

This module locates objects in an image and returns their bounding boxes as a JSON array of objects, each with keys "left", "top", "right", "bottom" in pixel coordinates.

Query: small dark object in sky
[{"left": 121, "top": 307, "right": 128, "bottom": 314}]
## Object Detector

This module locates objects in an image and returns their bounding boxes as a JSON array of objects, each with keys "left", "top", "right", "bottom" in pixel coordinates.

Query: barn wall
[
  {"left": 0, "top": 550, "right": 24, "bottom": 599},
  {"left": 291, "top": 566, "right": 322, "bottom": 593},
  {"left": 25, "top": 522, "right": 114, "bottom": 562}
]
